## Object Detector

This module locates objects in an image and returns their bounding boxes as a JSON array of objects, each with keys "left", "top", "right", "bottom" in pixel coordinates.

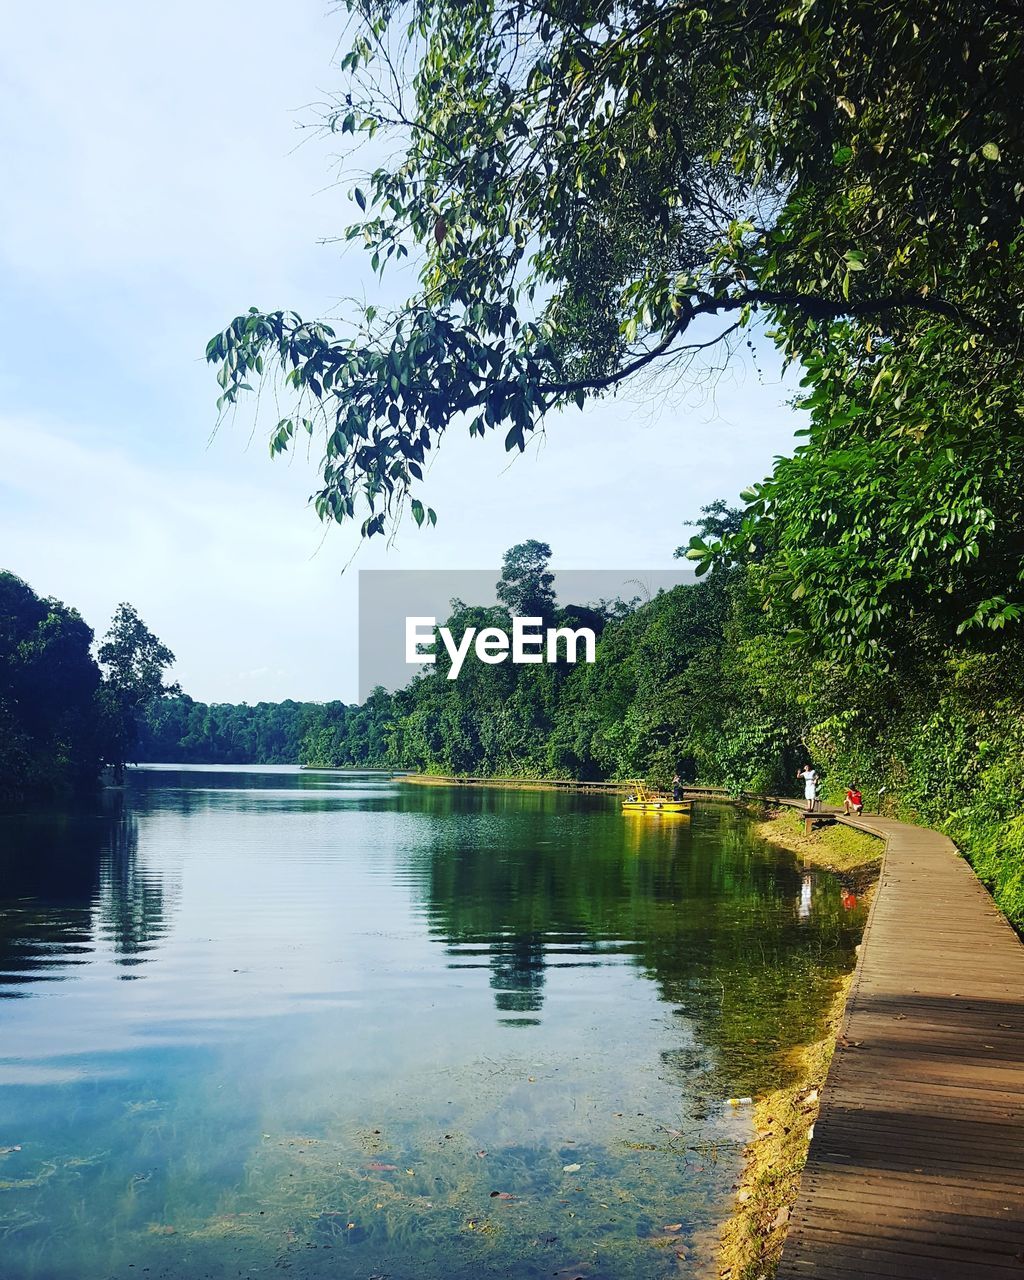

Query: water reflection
[
  {"left": 489, "top": 932, "right": 546, "bottom": 1016},
  {"left": 0, "top": 797, "right": 173, "bottom": 993},
  {"left": 412, "top": 788, "right": 862, "bottom": 1096},
  {"left": 96, "top": 812, "right": 170, "bottom": 970},
  {"left": 0, "top": 770, "right": 867, "bottom": 1280}
]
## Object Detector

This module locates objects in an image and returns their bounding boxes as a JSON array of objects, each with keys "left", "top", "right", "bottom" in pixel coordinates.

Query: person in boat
[
  {"left": 844, "top": 784, "right": 864, "bottom": 816},
  {"left": 797, "top": 764, "right": 818, "bottom": 813},
  {"left": 672, "top": 773, "right": 682, "bottom": 802}
]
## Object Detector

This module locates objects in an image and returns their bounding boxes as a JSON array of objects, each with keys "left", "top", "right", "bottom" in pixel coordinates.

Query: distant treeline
[
  {"left": 138, "top": 697, "right": 337, "bottom": 766},
  {"left": 299, "top": 581, "right": 737, "bottom": 783},
  {"left": 137, "top": 693, "right": 431, "bottom": 771}
]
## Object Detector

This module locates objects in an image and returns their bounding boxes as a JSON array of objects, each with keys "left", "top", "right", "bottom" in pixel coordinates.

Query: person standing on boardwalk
[{"left": 797, "top": 764, "right": 818, "bottom": 813}]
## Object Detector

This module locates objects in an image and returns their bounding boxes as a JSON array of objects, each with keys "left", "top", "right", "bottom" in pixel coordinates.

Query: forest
[
  {"left": 137, "top": 696, "right": 330, "bottom": 766},
  {"left": 4, "top": 9, "right": 1023, "bottom": 1280},
  {"left": 137, "top": 524, "right": 1024, "bottom": 930},
  {"left": 6, "top": 513, "right": 1024, "bottom": 932}
]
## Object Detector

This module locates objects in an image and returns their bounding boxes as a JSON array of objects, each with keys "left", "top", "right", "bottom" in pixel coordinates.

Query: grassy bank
[
  {"left": 716, "top": 971, "right": 856, "bottom": 1280},
  {"left": 748, "top": 805, "right": 883, "bottom": 877}
]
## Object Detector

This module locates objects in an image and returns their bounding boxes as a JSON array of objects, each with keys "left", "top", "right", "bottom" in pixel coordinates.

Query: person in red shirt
[{"left": 844, "top": 784, "right": 864, "bottom": 816}]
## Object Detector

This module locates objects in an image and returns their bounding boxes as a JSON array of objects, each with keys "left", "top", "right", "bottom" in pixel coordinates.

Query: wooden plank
[
  {"left": 778, "top": 1249, "right": 1020, "bottom": 1280},
  {"left": 785, "top": 1232, "right": 1022, "bottom": 1273},
  {"left": 795, "top": 1195, "right": 1024, "bottom": 1242}
]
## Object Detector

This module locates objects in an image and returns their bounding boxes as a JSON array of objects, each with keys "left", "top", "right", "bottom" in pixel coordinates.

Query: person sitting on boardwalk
[
  {"left": 844, "top": 784, "right": 864, "bottom": 816},
  {"left": 797, "top": 764, "right": 818, "bottom": 813}
]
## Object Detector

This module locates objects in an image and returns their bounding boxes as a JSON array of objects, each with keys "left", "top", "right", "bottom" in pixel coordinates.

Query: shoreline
[
  {"left": 398, "top": 773, "right": 733, "bottom": 799},
  {"left": 398, "top": 772, "right": 629, "bottom": 793},
  {"left": 745, "top": 801, "right": 883, "bottom": 880},
  {"left": 715, "top": 806, "right": 882, "bottom": 1278},
  {"left": 715, "top": 968, "right": 860, "bottom": 1280}
]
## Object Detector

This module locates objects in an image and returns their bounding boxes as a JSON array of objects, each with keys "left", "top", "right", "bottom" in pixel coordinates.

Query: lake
[{"left": 0, "top": 767, "right": 865, "bottom": 1279}]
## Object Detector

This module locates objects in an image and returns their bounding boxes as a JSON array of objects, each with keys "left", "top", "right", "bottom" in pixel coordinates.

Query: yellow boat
[{"left": 621, "top": 781, "right": 692, "bottom": 815}]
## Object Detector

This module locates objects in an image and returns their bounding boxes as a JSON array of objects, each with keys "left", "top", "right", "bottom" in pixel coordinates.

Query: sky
[{"left": 0, "top": 0, "right": 802, "bottom": 704}]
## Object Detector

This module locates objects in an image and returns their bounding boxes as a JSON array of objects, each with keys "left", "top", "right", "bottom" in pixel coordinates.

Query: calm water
[{"left": 0, "top": 768, "right": 865, "bottom": 1279}]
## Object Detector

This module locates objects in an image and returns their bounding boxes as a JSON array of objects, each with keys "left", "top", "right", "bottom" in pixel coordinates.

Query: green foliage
[
  {"left": 795, "top": 643, "right": 1024, "bottom": 927},
  {"left": 496, "top": 540, "right": 556, "bottom": 620},
  {"left": 285, "top": 545, "right": 1024, "bottom": 931},
  {"left": 286, "top": 551, "right": 798, "bottom": 791},
  {"left": 198, "top": 3, "right": 1024, "bottom": 933},
  {"left": 0, "top": 576, "right": 189, "bottom": 796},
  {"left": 9, "top": 522, "right": 1006, "bottom": 937},
  {"left": 97, "top": 603, "right": 181, "bottom": 774},
  {"left": 98, "top": 604, "right": 179, "bottom": 705},
  {"left": 0, "top": 572, "right": 103, "bottom": 797},
  {"left": 137, "top": 696, "right": 330, "bottom": 765},
  {"left": 696, "top": 271, "right": 1024, "bottom": 659}
]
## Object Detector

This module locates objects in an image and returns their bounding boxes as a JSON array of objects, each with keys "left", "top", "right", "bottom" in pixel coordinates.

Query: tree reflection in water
[
  {"left": 96, "top": 806, "right": 171, "bottom": 971},
  {"left": 490, "top": 931, "right": 546, "bottom": 1018},
  {"left": 411, "top": 786, "right": 864, "bottom": 1094},
  {"left": 0, "top": 792, "right": 173, "bottom": 994}
]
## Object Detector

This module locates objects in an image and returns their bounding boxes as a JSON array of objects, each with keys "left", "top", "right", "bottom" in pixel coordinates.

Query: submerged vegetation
[
  {"left": 716, "top": 974, "right": 857, "bottom": 1280},
  {"left": 0, "top": 785, "right": 863, "bottom": 1279},
  {"left": 5, "top": 2, "right": 1022, "bottom": 1274}
]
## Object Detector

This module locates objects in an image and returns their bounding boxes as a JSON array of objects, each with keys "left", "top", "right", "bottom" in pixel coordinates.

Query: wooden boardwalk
[{"left": 775, "top": 807, "right": 1024, "bottom": 1279}]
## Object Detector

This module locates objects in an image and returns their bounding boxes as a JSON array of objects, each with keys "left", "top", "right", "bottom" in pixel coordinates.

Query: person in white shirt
[{"left": 797, "top": 764, "right": 818, "bottom": 813}]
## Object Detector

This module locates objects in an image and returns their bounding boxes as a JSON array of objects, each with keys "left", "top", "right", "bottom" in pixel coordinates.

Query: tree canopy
[
  {"left": 98, "top": 603, "right": 181, "bottom": 775},
  {"left": 496, "top": 539, "right": 556, "bottom": 619},
  {"left": 0, "top": 578, "right": 182, "bottom": 797},
  {"left": 0, "top": 572, "right": 103, "bottom": 795},
  {"left": 208, "top": 0, "right": 1022, "bottom": 654}
]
